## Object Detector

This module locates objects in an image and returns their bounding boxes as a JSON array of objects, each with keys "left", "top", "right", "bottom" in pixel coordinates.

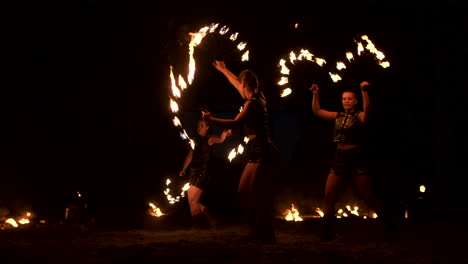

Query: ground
[{"left": 1, "top": 215, "right": 467, "bottom": 264}]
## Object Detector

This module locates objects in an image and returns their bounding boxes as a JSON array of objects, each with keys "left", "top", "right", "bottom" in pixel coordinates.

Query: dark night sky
[{"left": 2, "top": 1, "right": 467, "bottom": 219}]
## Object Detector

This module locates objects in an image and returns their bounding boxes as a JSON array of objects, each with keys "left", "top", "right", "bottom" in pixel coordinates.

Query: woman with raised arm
[
  {"left": 310, "top": 81, "right": 397, "bottom": 241},
  {"left": 202, "top": 60, "right": 279, "bottom": 244}
]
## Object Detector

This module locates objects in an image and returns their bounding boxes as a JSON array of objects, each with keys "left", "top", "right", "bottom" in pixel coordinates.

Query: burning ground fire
[
  {"left": 1, "top": 211, "right": 34, "bottom": 230},
  {"left": 282, "top": 204, "right": 378, "bottom": 221}
]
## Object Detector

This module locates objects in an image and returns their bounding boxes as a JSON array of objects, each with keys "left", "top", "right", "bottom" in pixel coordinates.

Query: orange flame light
[
  {"left": 1, "top": 211, "right": 33, "bottom": 230},
  {"left": 277, "top": 49, "right": 327, "bottom": 97},
  {"left": 148, "top": 203, "right": 165, "bottom": 217},
  {"left": 169, "top": 22, "right": 249, "bottom": 154},
  {"left": 284, "top": 204, "right": 303, "bottom": 222},
  {"left": 330, "top": 35, "right": 390, "bottom": 83}
]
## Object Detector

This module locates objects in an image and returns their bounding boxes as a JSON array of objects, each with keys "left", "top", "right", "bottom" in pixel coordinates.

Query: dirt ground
[{"left": 1, "top": 215, "right": 467, "bottom": 264}]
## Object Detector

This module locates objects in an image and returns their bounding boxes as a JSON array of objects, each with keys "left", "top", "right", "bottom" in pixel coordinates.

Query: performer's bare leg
[
  {"left": 322, "top": 172, "right": 347, "bottom": 241},
  {"left": 187, "top": 185, "right": 205, "bottom": 229}
]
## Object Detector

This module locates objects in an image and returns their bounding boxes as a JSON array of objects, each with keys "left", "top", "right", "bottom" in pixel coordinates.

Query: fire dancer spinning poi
[
  {"left": 202, "top": 60, "right": 280, "bottom": 244},
  {"left": 179, "top": 119, "right": 232, "bottom": 229},
  {"left": 309, "top": 81, "right": 398, "bottom": 241}
]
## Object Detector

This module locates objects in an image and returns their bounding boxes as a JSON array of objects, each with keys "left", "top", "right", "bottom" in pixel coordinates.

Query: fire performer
[
  {"left": 179, "top": 119, "right": 232, "bottom": 229},
  {"left": 202, "top": 60, "right": 279, "bottom": 244},
  {"left": 309, "top": 81, "right": 398, "bottom": 241}
]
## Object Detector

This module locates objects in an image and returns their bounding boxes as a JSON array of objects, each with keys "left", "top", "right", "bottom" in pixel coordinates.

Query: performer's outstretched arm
[
  {"left": 202, "top": 100, "right": 253, "bottom": 129},
  {"left": 179, "top": 149, "right": 193, "bottom": 176},
  {"left": 309, "top": 83, "right": 337, "bottom": 121},
  {"left": 212, "top": 60, "right": 244, "bottom": 98},
  {"left": 359, "top": 81, "right": 371, "bottom": 124},
  {"left": 209, "top": 129, "right": 232, "bottom": 145}
]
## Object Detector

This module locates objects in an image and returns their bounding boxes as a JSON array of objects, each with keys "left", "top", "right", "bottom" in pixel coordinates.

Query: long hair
[{"left": 238, "top": 70, "right": 259, "bottom": 93}]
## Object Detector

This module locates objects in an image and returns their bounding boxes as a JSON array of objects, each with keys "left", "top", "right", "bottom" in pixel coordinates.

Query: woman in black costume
[
  {"left": 310, "top": 81, "right": 397, "bottom": 241},
  {"left": 179, "top": 119, "right": 231, "bottom": 229},
  {"left": 202, "top": 60, "right": 279, "bottom": 244}
]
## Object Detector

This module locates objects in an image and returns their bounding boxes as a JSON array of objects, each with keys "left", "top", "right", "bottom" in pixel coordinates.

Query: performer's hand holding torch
[
  {"left": 360, "top": 81, "right": 370, "bottom": 92},
  {"left": 309, "top": 83, "right": 319, "bottom": 93}
]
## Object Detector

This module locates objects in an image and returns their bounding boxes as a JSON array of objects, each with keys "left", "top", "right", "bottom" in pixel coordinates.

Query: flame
[
  {"left": 209, "top": 23, "right": 219, "bottom": 33},
  {"left": 419, "top": 185, "right": 426, "bottom": 193},
  {"left": 297, "top": 49, "right": 314, "bottom": 61},
  {"left": 278, "top": 49, "right": 325, "bottom": 97},
  {"left": 278, "top": 59, "right": 290, "bottom": 75},
  {"left": 219, "top": 25, "right": 229, "bottom": 35},
  {"left": 237, "top": 42, "right": 247, "bottom": 51},
  {"left": 329, "top": 73, "right": 342, "bottom": 82},
  {"left": 379, "top": 61, "right": 390, "bottom": 68},
  {"left": 331, "top": 35, "right": 389, "bottom": 84},
  {"left": 170, "top": 98, "right": 179, "bottom": 113},
  {"left": 295, "top": 23, "right": 299, "bottom": 29},
  {"left": 5, "top": 218, "right": 18, "bottom": 228},
  {"left": 163, "top": 178, "right": 190, "bottom": 204},
  {"left": 169, "top": 66, "right": 181, "bottom": 98},
  {"left": 284, "top": 204, "right": 303, "bottom": 221},
  {"left": 230, "top": 32, "right": 238, "bottom": 41},
  {"left": 289, "top": 51, "right": 297, "bottom": 64},
  {"left": 241, "top": 50, "right": 249, "bottom": 61},
  {"left": 171, "top": 23, "right": 249, "bottom": 162},
  {"left": 316, "top": 208, "right": 324, "bottom": 217},
  {"left": 173, "top": 116, "right": 182, "bottom": 127},
  {"left": 278, "top": 77, "right": 288, "bottom": 86},
  {"left": 237, "top": 144, "right": 244, "bottom": 154},
  {"left": 148, "top": 203, "right": 165, "bottom": 217},
  {"left": 315, "top": 57, "right": 326, "bottom": 66},
  {"left": 187, "top": 27, "right": 209, "bottom": 85},
  {"left": 336, "top": 61, "right": 346, "bottom": 70},
  {"left": 18, "top": 218, "right": 30, "bottom": 225},
  {"left": 228, "top": 148, "right": 236, "bottom": 162},
  {"left": 356, "top": 41, "right": 364, "bottom": 55},
  {"left": 178, "top": 75, "right": 187, "bottom": 90},
  {"left": 281, "top": 88, "right": 292, "bottom": 97},
  {"left": 2, "top": 211, "right": 33, "bottom": 229}
]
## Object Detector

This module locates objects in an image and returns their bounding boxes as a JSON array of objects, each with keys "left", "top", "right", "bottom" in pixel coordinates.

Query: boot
[
  {"left": 321, "top": 214, "right": 335, "bottom": 242},
  {"left": 191, "top": 214, "right": 203, "bottom": 230},
  {"left": 240, "top": 221, "right": 261, "bottom": 242},
  {"left": 203, "top": 210, "right": 219, "bottom": 230},
  {"left": 257, "top": 214, "right": 276, "bottom": 244},
  {"left": 380, "top": 212, "right": 399, "bottom": 239}
]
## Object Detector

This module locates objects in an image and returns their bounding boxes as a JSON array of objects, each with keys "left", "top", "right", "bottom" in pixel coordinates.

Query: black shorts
[
  {"left": 189, "top": 165, "right": 209, "bottom": 189},
  {"left": 330, "top": 147, "right": 367, "bottom": 176},
  {"left": 245, "top": 137, "right": 279, "bottom": 163}
]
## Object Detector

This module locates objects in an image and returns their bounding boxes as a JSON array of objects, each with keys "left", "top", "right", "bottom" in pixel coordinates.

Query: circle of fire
[
  {"left": 169, "top": 22, "right": 250, "bottom": 159},
  {"left": 276, "top": 48, "right": 328, "bottom": 98},
  {"left": 157, "top": 23, "right": 250, "bottom": 213},
  {"left": 329, "top": 35, "right": 390, "bottom": 83}
]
